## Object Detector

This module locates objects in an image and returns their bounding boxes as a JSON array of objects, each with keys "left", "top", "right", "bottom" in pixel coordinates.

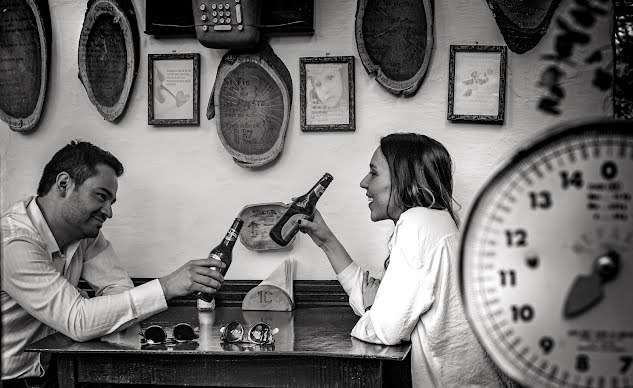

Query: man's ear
[{"left": 56, "top": 172, "right": 73, "bottom": 197}]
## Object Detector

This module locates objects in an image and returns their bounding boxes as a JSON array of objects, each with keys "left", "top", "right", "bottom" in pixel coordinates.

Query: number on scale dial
[{"left": 460, "top": 120, "right": 632, "bottom": 388}]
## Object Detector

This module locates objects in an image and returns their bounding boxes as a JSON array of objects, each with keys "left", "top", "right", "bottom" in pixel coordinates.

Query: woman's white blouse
[{"left": 337, "top": 207, "right": 506, "bottom": 388}]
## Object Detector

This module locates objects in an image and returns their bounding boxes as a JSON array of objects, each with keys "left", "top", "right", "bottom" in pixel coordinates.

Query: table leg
[{"left": 55, "top": 355, "right": 76, "bottom": 388}]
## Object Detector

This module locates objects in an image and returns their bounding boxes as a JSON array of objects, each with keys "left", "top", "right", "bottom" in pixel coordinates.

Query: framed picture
[
  {"left": 447, "top": 45, "right": 507, "bottom": 123},
  {"left": 300, "top": 56, "right": 355, "bottom": 132},
  {"left": 148, "top": 53, "right": 200, "bottom": 125}
]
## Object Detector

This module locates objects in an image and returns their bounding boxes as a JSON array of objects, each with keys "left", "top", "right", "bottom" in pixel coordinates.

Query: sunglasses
[
  {"left": 220, "top": 321, "right": 279, "bottom": 345},
  {"left": 139, "top": 323, "right": 198, "bottom": 345}
]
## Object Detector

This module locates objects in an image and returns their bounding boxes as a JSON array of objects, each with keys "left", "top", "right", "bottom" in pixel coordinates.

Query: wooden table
[{"left": 26, "top": 306, "right": 411, "bottom": 387}]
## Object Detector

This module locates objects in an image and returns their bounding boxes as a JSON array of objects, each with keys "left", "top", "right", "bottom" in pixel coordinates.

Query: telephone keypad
[{"left": 198, "top": 0, "right": 243, "bottom": 32}]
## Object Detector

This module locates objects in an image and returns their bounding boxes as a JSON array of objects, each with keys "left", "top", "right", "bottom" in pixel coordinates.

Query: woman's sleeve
[
  {"left": 336, "top": 262, "right": 365, "bottom": 316},
  {"left": 350, "top": 220, "right": 443, "bottom": 345}
]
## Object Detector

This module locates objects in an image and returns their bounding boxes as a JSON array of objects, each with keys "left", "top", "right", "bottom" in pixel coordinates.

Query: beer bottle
[
  {"left": 196, "top": 218, "right": 244, "bottom": 305},
  {"left": 270, "top": 173, "right": 333, "bottom": 246}
]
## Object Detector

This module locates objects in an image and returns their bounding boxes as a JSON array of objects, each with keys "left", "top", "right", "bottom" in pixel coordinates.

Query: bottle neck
[
  {"left": 220, "top": 220, "right": 243, "bottom": 248},
  {"left": 299, "top": 176, "right": 332, "bottom": 206}
]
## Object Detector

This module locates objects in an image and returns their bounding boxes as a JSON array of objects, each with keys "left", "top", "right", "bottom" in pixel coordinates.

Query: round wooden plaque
[
  {"left": 0, "top": 0, "right": 50, "bottom": 132},
  {"left": 78, "top": 0, "right": 139, "bottom": 122},
  {"left": 209, "top": 42, "right": 292, "bottom": 168},
  {"left": 486, "top": 0, "right": 561, "bottom": 54},
  {"left": 355, "top": 0, "right": 433, "bottom": 96}
]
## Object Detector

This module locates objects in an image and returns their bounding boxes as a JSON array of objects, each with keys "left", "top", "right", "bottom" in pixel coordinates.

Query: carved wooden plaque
[
  {"left": 207, "top": 41, "right": 292, "bottom": 168},
  {"left": 486, "top": 0, "right": 561, "bottom": 54},
  {"left": 238, "top": 202, "right": 294, "bottom": 251},
  {"left": 0, "top": 0, "right": 50, "bottom": 132},
  {"left": 355, "top": 0, "right": 433, "bottom": 96},
  {"left": 78, "top": 0, "right": 139, "bottom": 122}
]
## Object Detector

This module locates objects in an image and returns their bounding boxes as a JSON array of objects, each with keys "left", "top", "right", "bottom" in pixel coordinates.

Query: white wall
[{"left": 1, "top": 0, "right": 613, "bottom": 280}]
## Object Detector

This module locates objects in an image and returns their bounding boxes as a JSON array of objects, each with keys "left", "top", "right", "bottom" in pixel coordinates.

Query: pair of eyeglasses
[
  {"left": 220, "top": 321, "right": 279, "bottom": 345},
  {"left": 139, "top": 323, "right": 198, "bottom": 345}
]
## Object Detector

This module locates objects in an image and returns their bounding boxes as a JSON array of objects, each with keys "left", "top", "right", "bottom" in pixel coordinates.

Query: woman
[
  {"left": 305, "top": 64, "right": 349, "bottom": 126},
  {"left": 298, "top": 133, "right": 511, "bottom": 387},
  {"left": 308, "top": 65, "right": 346, "bottom": 109}
]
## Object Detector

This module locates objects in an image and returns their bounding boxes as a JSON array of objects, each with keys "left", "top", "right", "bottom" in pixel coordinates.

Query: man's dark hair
[{"left": 37, "top": 140, "right": 124, "bottom": 196}]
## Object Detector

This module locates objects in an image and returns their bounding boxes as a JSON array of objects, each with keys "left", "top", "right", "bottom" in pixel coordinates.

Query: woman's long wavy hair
[{"left": 380, "top": 133, "right": 460, "bottom": 227}]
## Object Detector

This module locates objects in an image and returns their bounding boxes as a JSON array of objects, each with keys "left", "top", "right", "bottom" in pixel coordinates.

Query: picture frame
[
  {"left": 447, "top": 45, "right": 507, "bottom": 123},
  {"left": 300, "top": 56, "right": 355, "bottom": 132},
  {"left": 148, "top": 53, "right": 200, "bottom": 125}
]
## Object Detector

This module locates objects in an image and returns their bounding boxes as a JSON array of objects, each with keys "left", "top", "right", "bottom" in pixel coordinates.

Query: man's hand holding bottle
[{"left": 159, "top": 258, "right": 226, "bottom": 301}]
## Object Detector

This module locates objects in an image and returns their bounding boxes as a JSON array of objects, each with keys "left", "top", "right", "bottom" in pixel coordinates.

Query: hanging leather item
[{"left": 485, "top": 0, "right": 561, "bottom": 54}]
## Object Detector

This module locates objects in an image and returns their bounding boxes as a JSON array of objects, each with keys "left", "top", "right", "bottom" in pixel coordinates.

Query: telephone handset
[{"left": 192, "top": 0, "right": 262, "bottom": 49}]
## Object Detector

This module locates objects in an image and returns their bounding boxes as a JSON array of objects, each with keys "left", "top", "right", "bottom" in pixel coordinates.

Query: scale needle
[{"left": 563, "top": 251, "right": 620, "bottom": 319}]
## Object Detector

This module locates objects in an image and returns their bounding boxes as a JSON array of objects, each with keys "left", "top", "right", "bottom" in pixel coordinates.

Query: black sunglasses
[
  {"left": 139, "top": 323, "right": 198, "bottom": 345},
  {"left": 220, "top": 321, "right": 278, "bottom": 345}
]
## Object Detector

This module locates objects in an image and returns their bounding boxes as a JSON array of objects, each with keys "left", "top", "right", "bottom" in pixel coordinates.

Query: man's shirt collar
[{"left": 26, "top": 196, "right": 80, "bottom": 260}]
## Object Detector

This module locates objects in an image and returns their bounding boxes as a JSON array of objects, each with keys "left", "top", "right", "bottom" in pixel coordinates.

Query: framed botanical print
[{"left": 448, "top": 45, "right": 507, "bottom": 123}]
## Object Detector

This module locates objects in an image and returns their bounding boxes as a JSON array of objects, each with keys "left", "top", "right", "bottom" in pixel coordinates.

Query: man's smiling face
[{"left": 61, "top": 163, "right": 118, "bottom": 239}]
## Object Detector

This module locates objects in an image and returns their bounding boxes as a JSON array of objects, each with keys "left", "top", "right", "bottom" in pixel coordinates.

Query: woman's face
[
  {"left": 313, "top": 67, "right": 344, "bottom": 108},
  {"left": 360, "top": 147, "right": 401, "bottom": 222}
]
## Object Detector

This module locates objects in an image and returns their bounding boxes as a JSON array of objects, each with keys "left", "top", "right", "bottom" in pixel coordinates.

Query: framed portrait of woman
[{"left": 300, "top": 56, "right": 355, "bottom": 132}]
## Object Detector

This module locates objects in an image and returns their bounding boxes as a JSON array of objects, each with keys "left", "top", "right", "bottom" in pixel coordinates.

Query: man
[{"left": 1, "top": 140, "right": 226, "bottom": 386}]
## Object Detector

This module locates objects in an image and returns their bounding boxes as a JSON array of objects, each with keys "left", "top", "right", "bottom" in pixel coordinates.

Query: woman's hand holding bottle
[{"left": 297, "top": 210, "right": 334, "bottom": 248}]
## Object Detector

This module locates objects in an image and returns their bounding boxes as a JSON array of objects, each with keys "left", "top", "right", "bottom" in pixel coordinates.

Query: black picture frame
[
  {"left": 300, "top": 56, "right": 355, "bottom": 132},
  {"left": 148, "top": 53, "right": 200, "bottom": 125},
  {"left": 447, "top": 45, "right": 507, "bottom": 123}
]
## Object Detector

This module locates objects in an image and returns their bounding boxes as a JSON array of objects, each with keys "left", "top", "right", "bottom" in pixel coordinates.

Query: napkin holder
[{"left": 242, "top": 258, "right": 295, "bottom": 311}]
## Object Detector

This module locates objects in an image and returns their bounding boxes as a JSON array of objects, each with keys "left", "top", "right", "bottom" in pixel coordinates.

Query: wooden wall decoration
[
  {"left": 355, "top": 0, "right": 433, "bottom": 96},
  {"left": 207, "top": 40, "right": 292, "bottom": 168},
  {"left": 238, "top": 203, "right": 295, "bottom": 250},
  {"left": 0, "top": 0, "right": 51, "bottom": 132},
  {"left": 485, "top": 0, "right": 561, "bottom": 54},
  {"left": 78, "top": 0, "right": 139, "bottom": 122}
]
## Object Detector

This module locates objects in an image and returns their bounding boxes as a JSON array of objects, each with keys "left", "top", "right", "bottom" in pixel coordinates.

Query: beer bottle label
[
  {"left": 280, "top": 213, "right": 309, "bottom": 241},
  {"left": 313, "top": 184, "right": 326, "bottom": 197},
  {"left": 209, "top": 252, "right": 221, "bottom": 271},
  {"left": 295, "top": 197, "right": 310, "bottom": 209},
  {"left": 226, "top": 229, "right": 239, "bottom": 241}
]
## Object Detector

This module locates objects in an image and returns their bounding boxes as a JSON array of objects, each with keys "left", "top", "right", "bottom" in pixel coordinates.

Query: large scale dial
[{"left": 460, "top": 119, "right": 632, "bottom": 388}]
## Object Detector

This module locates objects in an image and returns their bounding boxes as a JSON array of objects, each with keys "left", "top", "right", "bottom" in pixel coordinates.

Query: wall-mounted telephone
[{"left": 192, "top": 0, "right": 262, "bottom": 49}]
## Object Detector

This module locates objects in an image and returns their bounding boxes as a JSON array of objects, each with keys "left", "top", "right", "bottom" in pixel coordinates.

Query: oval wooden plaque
[
  {"left": 486, "top": 0, "right": 561, "bottom": 54},
  {"left": 207, "top": 41, "right": 292, "bottom": 168},
  {"left": 78, "top": 0, "right": 139, "bottom": 122},
  {"left": 355, "top": 0, "right": 433, "bottom": 96},
  {"left": 0, "top": 0, "right": 50, "bottom": 132},
  {"left": 238, "top": 202, "right": 295, "bottom": 251}
]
